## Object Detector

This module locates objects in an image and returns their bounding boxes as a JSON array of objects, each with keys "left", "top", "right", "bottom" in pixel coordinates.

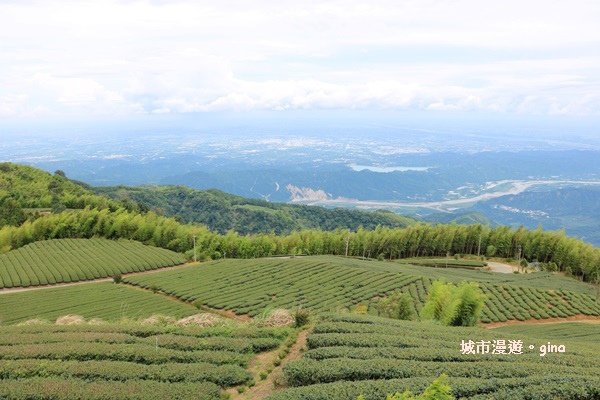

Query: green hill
[
  {"left": 425, "top": 211, "right": 497, "bottom": 226},
  {"left": 0, "top": 163, "right": 132, "bottom": 227},
  {"left": 0, "top": 163, "right": 89, "bottom": 208},
  {"left": 93, "top": 185, "right": 417, "bottom": 235}
]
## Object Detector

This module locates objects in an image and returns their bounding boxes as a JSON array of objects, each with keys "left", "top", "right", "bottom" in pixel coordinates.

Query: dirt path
[
  {"left": 0, "top": 262, "right": 200, "bottom": 295},
  {"left": 231, "top": 328, "right": 310, "bottom": 400},
  {"left": 487, "top": 261, "right": 516, "bottom": 274},
  {"left": 484, "top": 314, "right": 600, "bottom": 328}
]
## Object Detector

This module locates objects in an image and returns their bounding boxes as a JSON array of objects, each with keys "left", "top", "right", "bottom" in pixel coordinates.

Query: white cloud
[{"left": 0, "top": 0, "right": 599, "bottom": 117}]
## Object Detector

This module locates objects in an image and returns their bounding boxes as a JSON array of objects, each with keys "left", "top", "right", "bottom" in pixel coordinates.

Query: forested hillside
[
  {"left": 94, "top": 185, "right": 416, "bottom": 235},
  {"left": 1, "top": 163, "right": 599, "bottom": 284},
  {"left": 0, "top": 163, "right": 130, "bottom": 227},
  {"left": 1, "top": 162, "right": 415, "bottom": 235}
]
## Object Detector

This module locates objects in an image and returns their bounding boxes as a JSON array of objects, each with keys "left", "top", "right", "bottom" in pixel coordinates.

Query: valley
[
  {"left": 0, "top": 162, "right": 598, "bottom": 399},
  {"left": 293, "top": 179, "right": 600, "bottom": 211},
  {"left": 3, "top": 1, "right": 600, "bottom": 397}
]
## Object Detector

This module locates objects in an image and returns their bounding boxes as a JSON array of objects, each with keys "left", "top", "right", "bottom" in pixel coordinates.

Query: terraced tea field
[
  {"left": 492, "top": 322, "right": 600, "bottom": 343},
  {"left": 0, "top": 239, "right": 185, "bottom": 289},
  {"left": 477, "top": 284, "right": 600, "bottom": 323},
  {"left": 124, "top": 257, "right": 426, "bottom": 317},
  {"left": 396, "top": 258, "right": 486, "bottom": 269},
  {"left": 0, "top": 282, "right": 197, "bottom": 324},
  {"left": 123, "top": 256, "right": 600, "bottom": 323},
  {"left": 363, "top": 259, "right": 597, "bottom": 296},
  {"left": 268, "top": 314, "right": 600, "bottom": 400},
  {"left": 0, "top": 322, "right": 292, "bottom": 399}
]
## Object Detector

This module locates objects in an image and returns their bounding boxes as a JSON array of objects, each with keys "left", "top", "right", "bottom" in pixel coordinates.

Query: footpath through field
[{"left": 229, "top": 328, "right": 310, "bottom": 400}]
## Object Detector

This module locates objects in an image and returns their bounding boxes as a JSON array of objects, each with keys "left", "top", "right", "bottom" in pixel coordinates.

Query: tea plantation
[
  {"left": 0, "top": 322, "right": 292, "bottom": 399},
  {"left": 0, "top": 239, "right": 185, "bottom": 288},
  {"left": 0, "top": 282, "right": 197, "bottom": 324},
  {"left": 123, "top": 256, "right": 600, "bottom": 323},
  {"left": 491, "top": 322, "right": 600, "bottom": 343},
  {"left": 268, "top": 314, "right": 600, "bottom": 400}
]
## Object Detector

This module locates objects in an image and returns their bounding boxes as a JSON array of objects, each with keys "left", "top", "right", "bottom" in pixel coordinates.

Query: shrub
[
  {"left": 112, "top": 273, "right": 122, "bottom": 284},
  {"left": 420, "top": 280, "right": 455, "bottom": 323},
  {"left": 293, "top": 309, "right": 310, "bottom": 328},
  {"left": 354, "top": 304, "right": 368, "bottom": 315},
  {"left": 357, "top": 374, "right": 454, "bottom": 400},
  {"left": 450, "top": 283, "right": 486, "bottom": 327},
  {"left": 149, "top": 284, "right": 159, "bottom": 294},
  {"left": 376, "top": 293, "right": 415, "bottom": 321},
  {"left": 192, "top": 300, "right": 204, "bottom": 310},
  {"left": 420, "top": 280, "right": 485, "bottom": 327}
]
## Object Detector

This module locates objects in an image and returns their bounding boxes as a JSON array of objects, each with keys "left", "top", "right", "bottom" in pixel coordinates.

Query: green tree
[
  {"left": 377, "top": 292, "right": 415, "bottom": 320},
  {"left": 421, "top": 280, "right": 485, "bottom": 327},
  {"left": 449, "top": 282, "right": 486, "bottom": 327},
  {"left": 0, "top": 197, "right": 27, "bottom": 227},
  {"left": 420, "top": 280, "right": 456, "bottom": 324}
]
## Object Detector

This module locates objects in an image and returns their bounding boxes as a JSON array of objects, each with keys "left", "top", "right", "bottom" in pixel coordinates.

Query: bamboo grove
[{"left": 0, "top": 207, "right": 598, "bottom": 283}]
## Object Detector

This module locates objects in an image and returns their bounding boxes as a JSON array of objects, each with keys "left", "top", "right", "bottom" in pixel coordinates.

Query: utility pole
[
  {"left": 345, "top": 233, "right": 350, "bottom": 258},
  {"left": 477, "top": 234, "right": 482, "bottom": 257},
  {"left": 193, "top": 235, "right": 197, "bottom": 263}
]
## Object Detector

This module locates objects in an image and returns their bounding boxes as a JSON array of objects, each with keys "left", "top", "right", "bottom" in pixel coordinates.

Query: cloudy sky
[{"left": 1, "top": 0, "right": 599, "bottom": 120}]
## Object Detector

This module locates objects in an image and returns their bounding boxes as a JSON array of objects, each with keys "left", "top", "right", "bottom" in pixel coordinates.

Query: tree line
[{"left": 0, "top": 207, "right": 598, "bottom": 284}]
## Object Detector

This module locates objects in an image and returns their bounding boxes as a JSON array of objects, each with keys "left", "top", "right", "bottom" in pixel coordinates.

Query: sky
[{"left": 1, "top": 0, "right": 599, "bottom": 122}]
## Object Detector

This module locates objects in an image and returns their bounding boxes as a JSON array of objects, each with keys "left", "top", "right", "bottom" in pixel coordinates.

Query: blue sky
[{"left": 1, "top": 0, "right": 599, "bottom": 121}]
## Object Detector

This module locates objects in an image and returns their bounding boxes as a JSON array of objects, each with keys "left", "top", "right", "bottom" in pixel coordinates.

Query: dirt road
[{"left": 487, "top": 261, "right": 516, "bottom": 274}]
